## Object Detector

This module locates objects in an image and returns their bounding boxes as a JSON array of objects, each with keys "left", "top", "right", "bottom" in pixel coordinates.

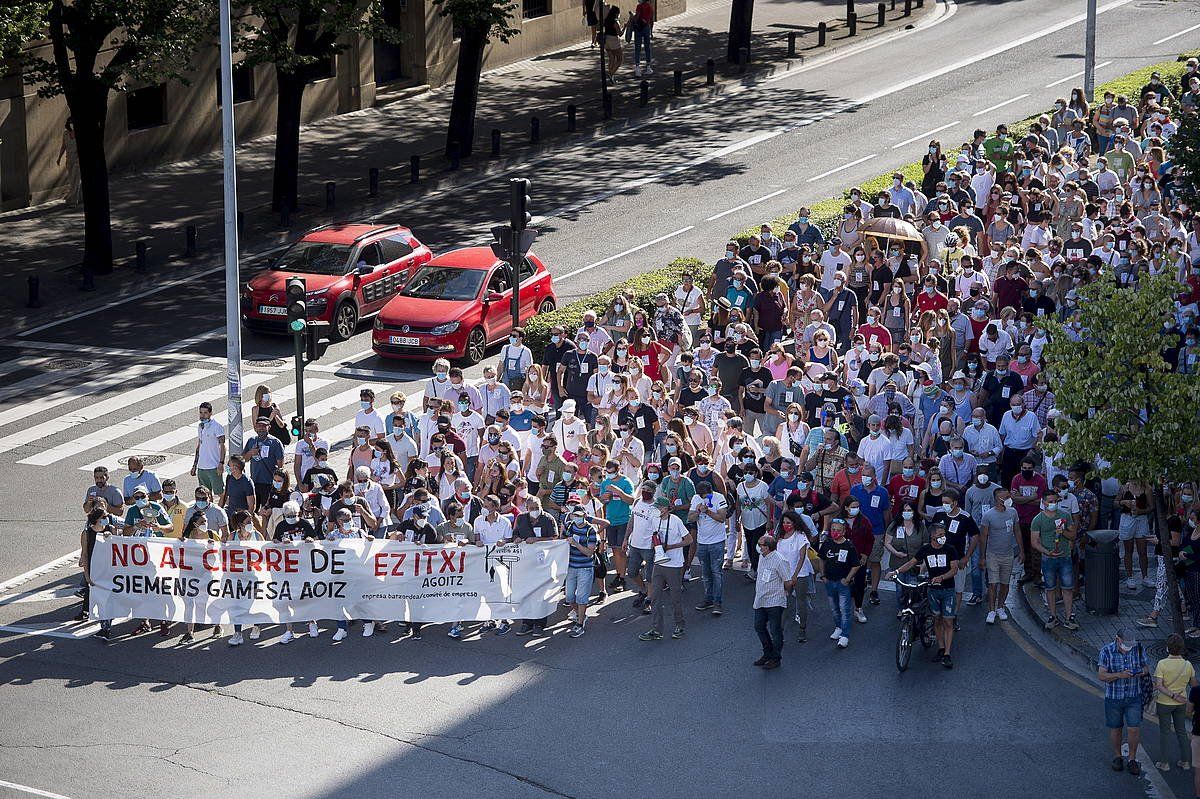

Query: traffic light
[
  {"left": 509, "top": 178, "right": 531, "bottom": 231},
  {"left": 290, "top": 415, "right": 303, "bottom": 438},
  {"left": 286, "top": 276, "right": 306, "bottom": 333}
]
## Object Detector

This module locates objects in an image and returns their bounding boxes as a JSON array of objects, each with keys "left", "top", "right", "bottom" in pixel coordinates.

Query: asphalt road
[{"left": 2, "top": 0, "right": 1199, "bottom": 796}]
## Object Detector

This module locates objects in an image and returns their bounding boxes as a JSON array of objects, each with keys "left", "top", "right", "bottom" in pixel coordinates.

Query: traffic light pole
[
  {"left": 292, "top": 331, "right": 306, "bottom": 431},
  {"left": 510, "top": 228, "right": 521, "bottom": 330},
  {"left": 218, "top": 0, "right": 244, "bottom": 453}
]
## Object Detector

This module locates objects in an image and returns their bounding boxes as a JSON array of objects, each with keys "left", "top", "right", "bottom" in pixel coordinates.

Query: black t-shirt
[
  {"left": 617, "top": 405, "right": 658, "bottom": 452},
  {"left": 916, "top": 542, "right": 961, "bottom": 581},
  {"left": 560, "top": 349, "right": 598, "bottom": 397},
  {"left": 791, "top": 489, "right": 829, "bottom": 519},
  {"left": 931, "top": 509, "right": 978, "bottom": 555},
  {"left": 399, "top": 519, "right": 442, "bottom": 544},
  {"left": 805, "top": 388, "right": 848, "bottom": 419},
  {"left": 273, "top": 517, "right": 315, "bottom": 542},
  {"left": 818, "top": 537, "right": 860, "bottom": 582},
  {"left": 741, "top": 367, "right": 773, "bottom": 413},
  {"left": 677, "top": 385, "right": 706, "bottom": 408}
]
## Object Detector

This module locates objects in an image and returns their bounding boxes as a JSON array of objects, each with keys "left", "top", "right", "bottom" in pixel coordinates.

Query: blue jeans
[
  {"left": 761, "top": 329, "right": 784, "bottom": 347},
  {"left": 697, "top": 541, "right": 725, "bottom": 605},
  {"left": 754, "top": 605, "right": 784, "bottom": 660},
  {"left": 825, "top": 580, "right": 853, "bottom": 638},
  {"left": 1104, "top": 695, "right": 1142, "bottom": 728},
  {"left": 968, "top": 547, "right": 984, "bottom": 598},
  {"left": 1096, "top": 134, "right": 1112, "bottom": 156},
  {"left": 634, "top": 27, "right": 653, "bottom": 66}
]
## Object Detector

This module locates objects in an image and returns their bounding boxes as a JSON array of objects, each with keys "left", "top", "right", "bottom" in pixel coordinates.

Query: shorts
[
  {"left": 606, "top": 521, "right": 628, "bottom": 548},
  {"left": 196, "top": 468, "right": 223, "bottom": 495},
  {"left": 1104, "top": 695, "right": 1143, "bottom": 729},
  {"left": 986, "top": 554, "right": 1014, "bottom": 585},
  {"left": 953, "top": 566, "right": 966, "bottom": 593},
  {"left": 565, "top": 566, "right": 593, "bottom": 606},
  {"left": 1118, "top": 514, "right": 1151, "bottom": 541},
  {"left": 929, "top": 586, "right": 957, "bottom": 618},
  {"left": 1042, "top": 555, "right": 1075, "bottom": 590},
  {"left": 869, "top": 536, "right": 884, "bottom": 562}
]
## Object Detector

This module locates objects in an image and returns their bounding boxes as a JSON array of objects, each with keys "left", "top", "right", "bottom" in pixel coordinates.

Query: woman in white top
[
  {"left": 775, "top": 510, "right": 815, "bottom": 643},
  {"left": 438, "top": 452, "right": 465, "bottom": 501},
  {"left": 625, "top": 358, "right": 652, "bottom": 401},
  {"left": 521, "top": 366, "right": 550, "bottom": 415},
  {"left": 775, "top": 403, "right": 810, "bottom": 462}
]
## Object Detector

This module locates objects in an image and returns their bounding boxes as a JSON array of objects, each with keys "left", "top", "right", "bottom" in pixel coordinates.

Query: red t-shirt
[
  {"left": 1010, "top": 472, "right": 1047, "bottom": 525},
  {"left": 629, "top": 342, "right": 667, "bottom": 382},
  {"left": 857, "top": 323, "right": 892, "bottom": 349},
  {"left": 888, "top": 474, "right": 926, "bottom": 510},
  {"left": 915, "top": 291, "right": 948, "bottom": 314},
  {"left": 967, "top": 317, "right": 990, "bottom": 352},
  {"left": 830, "top": 468, "right": 864, "bottom": 504}
]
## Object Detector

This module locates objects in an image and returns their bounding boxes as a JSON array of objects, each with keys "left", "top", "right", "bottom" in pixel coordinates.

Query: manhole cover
[
  {"left": 42, "top": 358, "right": 91, "bottom": 371},
  {"left": 1145, "top": 640, "right": 1200, "bottom": 661},
  {"left": 117, "top": 454, "right": 168, "bottom": 468},
  {"left": 245, "top": 358, "right": 286, "bottom": 367}
]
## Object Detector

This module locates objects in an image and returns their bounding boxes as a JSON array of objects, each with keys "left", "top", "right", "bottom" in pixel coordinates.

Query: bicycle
[{"left": 892, "top": 573, "right": 936, "bottom": 673}]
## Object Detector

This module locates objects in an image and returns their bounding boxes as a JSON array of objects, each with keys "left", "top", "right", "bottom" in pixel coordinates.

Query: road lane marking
[
  {"left": 0, "top": 364, "right": 164, "bottom": 429},
  {"left": 891, "top": 121, "right": 961, "bottom": 149},
  {"left": 0, "top": 551, "right": 81, "bottom": 595},
  {"left": 1154, "top": 22, "right": 1200, "bottom": 45},
  {"left": 557, "top": 226, "right": 695, "bottom": 281},
  {"left": 0, "top": 779, "right": 75, "bottom": 799},
  {"left": 704, "top": 189, "right": 790, "bottom": 222},
  {"left": 807, "top": 154, "right": 878, "bottom": 183},
  {"left": 971, "top": 93, "right": 1030, "bottom": 117},
  {"left": 1044, "top": 60, "right": 1112, "bottom": 87}
]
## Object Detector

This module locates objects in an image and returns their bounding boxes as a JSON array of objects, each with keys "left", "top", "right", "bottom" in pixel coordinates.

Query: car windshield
[
  {"left": 400, "top": 266, "right": 486, "bottom": 301},
  {"left": 272, "top": 241, "right": 352, "bottom": 275}
]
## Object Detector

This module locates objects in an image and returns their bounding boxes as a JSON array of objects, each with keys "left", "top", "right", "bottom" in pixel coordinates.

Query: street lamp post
[
  {"left": 218, "top": 0, "right": 244, "bottom": 453},
  {"left": 1084, "top": 0, "right": 1097, "bottom": 101}
]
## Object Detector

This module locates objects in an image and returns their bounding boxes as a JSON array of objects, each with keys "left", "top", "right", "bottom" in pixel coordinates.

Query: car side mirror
[
  {"left": 485, "top": 291, "right": 504, "bottom": 303},
  {"left": 357, "top": 263, "right": 374, "bottom": 277}
]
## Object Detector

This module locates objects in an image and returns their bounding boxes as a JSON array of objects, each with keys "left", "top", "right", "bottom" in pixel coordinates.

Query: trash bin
[{"left": 1085, "top": 529, "right": 1120, "bottom": 615}]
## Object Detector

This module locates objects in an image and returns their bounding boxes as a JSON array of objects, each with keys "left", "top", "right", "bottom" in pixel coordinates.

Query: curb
[{"left": 1017, "top": 580, "right": 1102, "bottom": 670}]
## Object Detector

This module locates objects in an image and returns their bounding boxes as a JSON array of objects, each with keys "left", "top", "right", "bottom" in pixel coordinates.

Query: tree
[
  {"left": 1044, "top": 273, "right": 1200, "bottom": 637},
  {"left": 1167, "top": 104, "right": 1200, "bottom": 213},
  {"left": 726, "top": 0, "right": 753, "bottom": 65},
  {"left": 236, "top": 0, "right": 400, "bottom": 213},
  {"left": 432, "top": 0, "right": 518, "bottom": 159},
  {"left": 0, "top": 0, "right": 211, "bottom": 278}
]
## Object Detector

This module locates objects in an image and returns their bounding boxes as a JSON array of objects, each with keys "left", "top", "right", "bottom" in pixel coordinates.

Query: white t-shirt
[
  {"left": 295, "top": 435, "right": 329, "bottom": 481},
  {"left": 196, "top": 419, "right": 226, "bottom": 470},
  {"left": 386, "top": 430, "right": 419, "bottom": 475},
  {"left": 453, "top": 411, "right": 486, "bottom": 457},
  {"left": 610, "top": 435, "right": 646, "bottom": 484},
  {"left": 652, "top": 513, "right": 690, "bottom": 568},
  {"left": 627, "top": 499, "right": 660, "bottom": 549},
  {"left": 776, "top": 526, "right": 815, "bottom": 578},
  {"left": 855, "top": 433, "right": 892, "bottom": 477},
  {"left": 355, "top": 409, "right": 386, "bottom": 439},
  {"left": 473, "top": 513, "right": 512, "bottom": 545},
  {"left": 737, "top": 479, "right": 771, "bottom": 530},
  {"left": 555, "top": 416, "right": 587, "bottom": 458},
  {"left": 819, "top": 251, "right": 852, "bottom": 291},
  {"left": 674, "top": 286, "right": 704, "bottom": 326},
  {"left": 689, "top": 492, "right": 728, "bottom": 545}
]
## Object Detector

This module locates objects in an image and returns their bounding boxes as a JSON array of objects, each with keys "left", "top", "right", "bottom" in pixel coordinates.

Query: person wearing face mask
[
  {"left": 557, "top": 334, "right": 600, "bottom": 426},
  {"left": 352, "top": 387, "right": 385, "bottom": 442},
  {"left": 884, "top": 503, "right": 928, "bottom": 606},
  {"left": 894, "top": 521, "right": 960, "bottom": 667},
  {"left": 817, "top": 518, "right": 860, "bottom": 649},
  {"left": 84, "top": 466, "right": 125, "bottom": 520},
  {"left": 242, "top": 417, "right": 284, "bottom": 507},
  {"left": 637, "top": 499, "right": 693, "bottom": 642},
  {"left": 121, "top": 456, "right": 163, "bottom": 506},
  {"left": 1010, "top": 456, "right": 1048, "bottom": 586},
  {"left": 190, "top": 401, "right": 227, "bottom": 496},
  {"left": 978, "top": 487, "right": 1021, "bottom": 624},
  {"left": 625, "top": 481, "right": 664, "bottom": 611},
  {"left": 496, "top": 326, "right": 534, "bottom": 391},
  {"left": 154, "top": 479, "right": 187, "bottom": 539},
  {"left": 937, "top": 435, "right": 979, "bottom": 496},
  {"left": 842, "top": 497, "right": 874, "bottom": 623},
  {"left": 1097, "top": 628, "right": 1150, "bottom": 776},
  {"left": 688, "top": 480, "right": 730, "bottom": 616},
  {"left": 849, "top": 464, "right": 890, "bottom": 605},
  {"left": 736, "top": 466, "right": 771, "bottom": 579},
  {"left": 1029, "top": 488, "right": 1077, "bottom": 632},
  {"left": 121, "top": 485, "right": 173, "bottom": 540},
  {"left": 79, "top": 508, "right": 118, "bottom": 633},
  {"left": 997, "top": 392, "right": 1040, "bottom": 485},
  {"left": 856, "top": 305, "right": 892, "bottom": 352},
  {"left": 750, "top": 534, "right": 792, "bottom": 669}
]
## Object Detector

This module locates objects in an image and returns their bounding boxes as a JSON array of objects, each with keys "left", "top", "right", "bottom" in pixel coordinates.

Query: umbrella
[{"left": 860, "top": 217, "right": 923, "bottom": 242}]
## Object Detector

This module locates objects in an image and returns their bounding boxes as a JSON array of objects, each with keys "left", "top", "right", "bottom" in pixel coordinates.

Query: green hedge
[{"left": 525, "top": 257, "right": 711, "bottom": 352}]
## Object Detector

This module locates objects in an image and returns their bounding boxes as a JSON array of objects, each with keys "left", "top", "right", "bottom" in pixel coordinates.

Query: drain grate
[
  {"left": 118, "top": 454, "right": 168, "bottom": 468},
  {"left": 42, "top": 358, "right": 91, "bottom": 371},
  {"left": 245, "top": 358, "right": 287, "bottom": 367}
]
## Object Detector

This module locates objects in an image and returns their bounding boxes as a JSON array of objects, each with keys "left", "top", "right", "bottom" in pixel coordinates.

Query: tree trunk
[
  {"left": 726, "top": 0, "right": 754, "bottom": 64},
  {"left": 446, "top": 24, "right": 487, "bottom": 158},
  {"left": 272, "top": 69, "right": 306, "bottom": 213},
  {"left": 66, "top": 80, "right": 114, "bottom": 276},
  {"left": 1154, "top": 485, "right": 1185, "bottom": 638}
]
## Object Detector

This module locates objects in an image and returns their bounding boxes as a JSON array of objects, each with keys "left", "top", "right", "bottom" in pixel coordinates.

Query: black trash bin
[{"left": 1085, "top": 530, "right": 1120, "bottom": 615}]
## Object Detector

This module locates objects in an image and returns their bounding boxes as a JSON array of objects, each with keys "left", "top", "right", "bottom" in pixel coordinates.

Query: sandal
[{"left": 133, "top": 622, "right": 152, "bottom": 635}]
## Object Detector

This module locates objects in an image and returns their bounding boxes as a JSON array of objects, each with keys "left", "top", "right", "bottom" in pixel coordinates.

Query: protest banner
[{"left": 89, "top": 537, "right": 569, "bottom": 625}]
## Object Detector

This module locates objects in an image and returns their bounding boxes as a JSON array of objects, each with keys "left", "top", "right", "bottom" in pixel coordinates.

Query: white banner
[{"left": 89, "top": 538, "right": 570, "bottom": 625}]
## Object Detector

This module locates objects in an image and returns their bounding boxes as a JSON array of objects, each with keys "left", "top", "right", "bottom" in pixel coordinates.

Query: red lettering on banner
[
  {"left": 284, "top": 549, "right": 299, "bottom": 573},
  {"left": 373, "top": 551, "right": 408, "bottom": 577},
  {"left": 244, "top": 548, "right": 264, "bottom": 572},
  {"left": 459, "top": 551, "right": 465, "bottom": 572},
  {"left": 177, "top": 547, "right": 192, "bottom": 570},
  {"left": 130, "top": 543, "right": 148, "bottom": 566},
  {"left": 438, "top": 550, "right": 458, "bottom": 573},
  {"left": 265, "top": 547, "right": 282, "bottom": 571},
  {"left": 421, "top": 550, "right": 436, "bottom": 575},
  {"left": 202, "top": 549, "right": 219, "bottom": 571},
  {"left": 158, "top": 547, "right": 178, "bottom": 569},
  {"left": 227, "top": 548, "right": 244, "bottom": 572}
]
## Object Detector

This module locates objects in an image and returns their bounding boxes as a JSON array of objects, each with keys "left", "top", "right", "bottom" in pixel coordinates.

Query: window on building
[
  {"left": 126, "top": 85, "right": 168, "bottom": 131},
  {"left": 522, "top": 0, "right": 550, "bottom": 19},
  {"left": 307, "top": 55, "right": 336, "bottom": 83},
  {"left": 216, "top": 63, "right": 256, "bottom": 107}
]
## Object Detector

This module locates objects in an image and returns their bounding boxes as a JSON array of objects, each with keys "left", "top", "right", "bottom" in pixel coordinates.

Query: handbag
[
  {"left": 1138, "top": 644, "right": 1155, "bottom": 714},
  {"left": 593, "top": 545, "right": 610, "bottom": 579}
]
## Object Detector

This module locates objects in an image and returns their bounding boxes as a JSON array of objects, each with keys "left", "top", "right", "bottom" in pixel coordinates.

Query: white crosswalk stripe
[
  {"left": 0, "top": 355, "right": 49, "bottom": 380},
  {"left": 18, "top": 372, "right": 276, "bottom": 467},
  {"left": 0, "top": 363, "right": 164, "bottom": 428},
  {"left": 0, "top": 367, "right": 213, "bottom": 455}
]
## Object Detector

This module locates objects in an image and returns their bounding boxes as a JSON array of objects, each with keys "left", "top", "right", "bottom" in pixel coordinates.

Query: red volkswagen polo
[{"left": 372, "top": 247, "right": 556, "bottom": 364}]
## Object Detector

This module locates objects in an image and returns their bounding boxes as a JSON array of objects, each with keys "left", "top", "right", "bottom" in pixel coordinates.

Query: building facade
[{"left": 0, "top": 0, "right": 683, "bottom": 211}]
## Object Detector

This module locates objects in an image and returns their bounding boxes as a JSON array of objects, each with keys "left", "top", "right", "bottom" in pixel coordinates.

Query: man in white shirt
[
  {"left": 611, "top": 424, "right": 646, "bottom": 484},
  {"left": 293, "top": 418, "right": 330, "bottom": 486},
  {"left": 354, "top": 388, "right": 385, "bottom": 442},
  {"left": 819, "top": 238, "right": 852, "bottom": 298},
  {"left": 190, "top": 401, "right": 226, "bottom": 496},
  {"left": 472, "top": 494, "right": 515, "bottom": 634},
  {"left": 638, "top": 499, "right": 693, "bottom": 641},
  {"left": 673, "top": 271, "right": 706, "bottom": 343},
  {"left": 385, "top": 425, "right": 418, "bottom": 477},
  {"left": 452, "top": 395, "right": 486, "bottom": 478},
  {"left": 554, "top": 400, "right": 587, "bottom": 460},
  {"left": 689, "top": 481, "right": 729, "bottom": 614},
  {"left": 854, "top": 415, "right": 893, "bottom": 479},
  {"left": 353, "top": 466, "right": 392, "bottom": 531},
  {"left": 626, "top": 483, "right": 662, "bottom": 607}
]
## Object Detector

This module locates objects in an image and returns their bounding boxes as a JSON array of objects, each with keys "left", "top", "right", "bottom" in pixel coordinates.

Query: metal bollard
[
  {"left": 185, "top": 224, "right": 197, "bottom": 257},
  {"left": 26, "top": 275, "right": 41, "bottom": 308},
  {"left": 491, "top": 128, "right": 501, "bottom": 157},
  {"left": 81, "top": 267, "right": 95, "bottom": 292},
  {"left": 848, "top": 12, "right": 857, "bottom": 36},
  {"left": 917, "top": 0, "right": 923, "bottom": 7},
  {"left": 530, "top": 116, "right": 540, "bottom": 145},
  {"left": 673, "top": 69, "right": 683, "bottom": 96},
  {"left": 567, "top": 103, "right": 577, "bottom": 132},
  {"left": 410, "top": 154, "right": 420, "bottom": 183},
  {"left": 368, "top": 167, "right": 379, "bottom": 197},
  {"left": 135, "top": 240, "right": 147, "bottom": 271},
  {"left": 280, "top": 204, "right": 291, "bottom": 228},
  {"left": 818, "top": 21, "right": 827, "bottom": 46},
  {"left": 448, "top": 141, "right": 461, "bottom": 170},
  {"left": 603, "top": 91, "right": 613, "bottom": 120},
  {"left": 706, "top": 58, "right": 715, "bottom": 85},
  {"left": 738, "top": 46, "right": 749, "bottom": 73},
  {"left": 878, "top": 2, "right": 885, "bottom": 25},
  {"left": 639, "top": 79, "right": 649, "bottom": 106},
  {"left": 324, "top": 181, "right": 335, "bottom": 210},
  {"left": 788, "top": 31, "right": 798, "bottom": 58},
  {"left": 904, "top": 0, "right": 911, "bottom": 14},
  {"left": 846, "top": 0, "right": 855, "bottom": 15}
]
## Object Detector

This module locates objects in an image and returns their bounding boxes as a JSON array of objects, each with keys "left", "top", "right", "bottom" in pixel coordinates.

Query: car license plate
[
  {"left": 258, "top": 305, "right": 287, "bottom": 316},
  {"left": 389, "top": 335, "right": 419, "bottom": 346}
]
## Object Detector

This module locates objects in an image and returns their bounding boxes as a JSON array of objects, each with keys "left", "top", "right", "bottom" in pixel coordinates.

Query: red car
[
  {"left": 241, "top": 223, "right": 432, "bottom": 341},
  {"left": 372, "top": 247, "right": 556, "bottom": 365}
]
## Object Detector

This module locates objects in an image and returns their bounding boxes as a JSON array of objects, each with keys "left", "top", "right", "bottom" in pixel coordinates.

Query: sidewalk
[{"left": 0, "top": 0, "right": 933, "bottom": 332}]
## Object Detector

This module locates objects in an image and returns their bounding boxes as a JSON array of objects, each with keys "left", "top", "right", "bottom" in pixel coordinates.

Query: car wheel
[
  {"left": 331, "top": 301, "right": 358, "bottom": 342},
  {"left": 463, "top": 327, "right": 487, "bottom": 366},
  {"left": 537, "top": 297, "right": 556, "bottom": 315}
]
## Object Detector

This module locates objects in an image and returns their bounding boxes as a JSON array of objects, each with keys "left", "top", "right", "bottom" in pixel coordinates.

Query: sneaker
[
  {"left": 641, "top": 603, "right": 652, "bottom": 615},
  {"left": 632, "top": 593, "right": 646, "bottom": 609},
  {"left": 869, "top": 590, "right": 880, "bottom": 606},
  {"left": 761, "top": 658, "right": 780, "bottom": 669},
  {"left": 633, "top": 66, "right": 643, "bottom": 77},
  {"left": 1127, "top": 759, "right": 1142, "bottom": 776},
  {"left": 711, "top": 605, "right": 723, "bottom": 617},
  {"left": 331, "top": 628, "right": 347, "bottom": 642},
  {"left": 94, "top": 628, "right": 111, "bottom": 641},
  {"left": 180, "top": 632, "right": 194, "bottom": 643},
  {"left": 643, "top": 66, "right": 654, "bottom": 76},
  {"left": 986, "top": 611, "right": 997, "bottom": 625},
  {"left": 1044, "top": 617, "right": 1059, "bottom": 630},
  {"left": 482, "top": 620, "right": 497, "bottom": 631},
  {"left": 1125, "top": 577, "right": 1138, "bottom": 590},
  {"left": 934, "top": 648, "right": 945, "bottom": 662},
  {"left": 280, "top": 630, "right": 294, "bottom": 644},
  {"left": 1135, "top": 616, "right": 1159, "bottom": 628},
  {"left": 228, "top": 632, "right": 243, "bottom": 647},
  {"left": 638, "top": 630, "right": 664, "bottom": 641},
  {"left": 695, "top": 600, "right": 713, "bottom": 611},
  {"left": 836, "top": 636, "right": 849, "bottom": 649},
  {"left": 965, "top": 595, "right": 984, "bottom": 606},
  {"left": 854, "top": 609, "right": 867, "bottom": 624},
  {"left": 362, "top": 622, "right": 375, "bottom": 637},
  {"left": 1112, "top": 757, "right": 1125, "bottom": 772},
  {"left": 74, "top": 610, "right": 89, "bottom": 622},
  {"left": 569, "top": 624, "right": 586, "bottom": 638},
  {"left": 1154, "top": 761, "right": 1170, "bottom": 772},
  {"left": 1143, "top": 576, "right": 1157, "bottom": 588},
  {"left": 830, "top": 628, "right": 842, "bottom": 640},
  {"left": 567, "top": 609, "right": 578, "bottom": 623},
  {"left": 74, "top": 587, "right": 86, "bottom": 598},
  {"left": 496, "top": 621, "right": 511, "bottom": 635},
  {"left": 410, "top": 626, "right": 423, "bottom": 640},
  {"left": 248, "top": 626, "right": 260, "bottom": 640},
  {"left": 515, "top": 623, "right": 534, "bottom": 636},
  {"left": 997, "top": 607, "right": 1009, "bottom": 621},
  {"left": 1063, "top": 619, "right": 1080, "bottom": 631},
  {"left": 308, "top": 622, "right": 320, "bottom": 638},
  {"left": 753, "top": 655, "right": 769, "bottom": 667},
  {"left": 942, "top": 653, "right": 954, "bottom": 669},
  {"left": 671, "top": 625, "right": 685, "bottom": 639}
]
